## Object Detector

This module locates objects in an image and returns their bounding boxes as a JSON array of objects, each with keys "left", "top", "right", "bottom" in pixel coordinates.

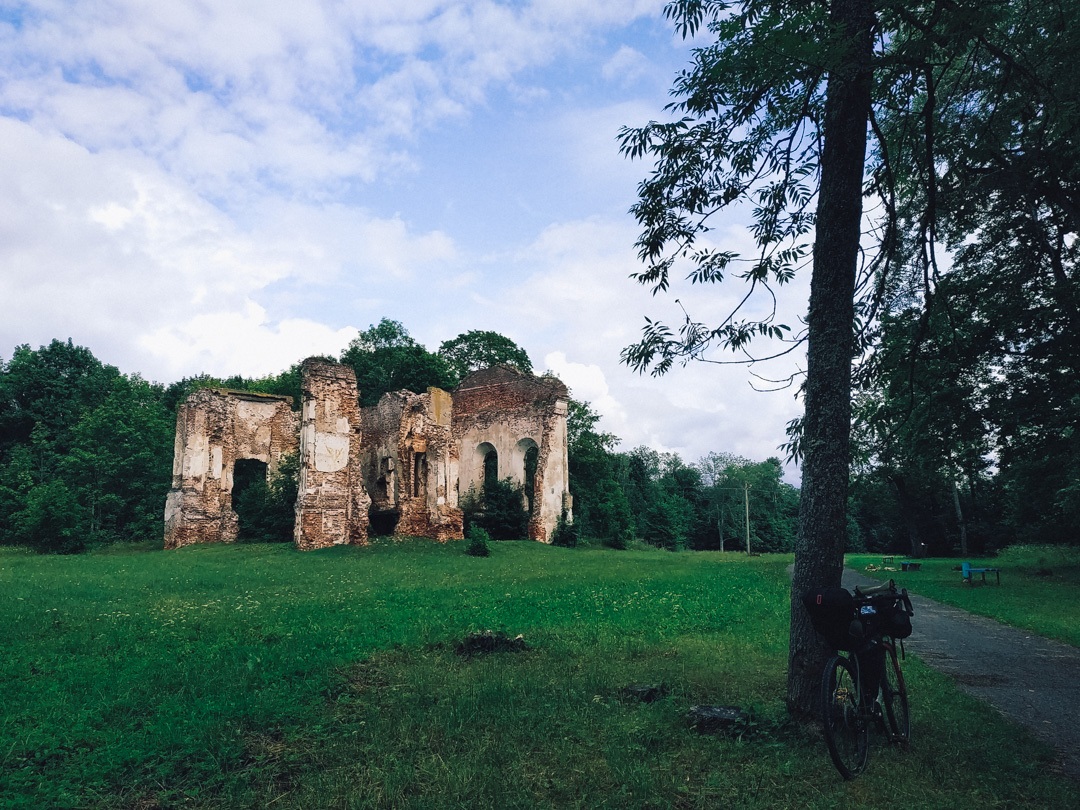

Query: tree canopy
[
  {"left": 340, "top": 319, "right": 456, "bottom": 407},
  {"left": 0, "top": 340, "right": 173, "bottom": 552},
  {"left": 0, "top": 331, "right": 802, "bottom": 560},
  {"left": 620, "top": 0, "right": 1080, "bottom": 714},
  {"left": 438, "top": 330, "right": 532, "bottom": 384}
]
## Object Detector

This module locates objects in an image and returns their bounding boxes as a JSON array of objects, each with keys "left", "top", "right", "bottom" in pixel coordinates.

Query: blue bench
[{"left": 962, "top": 561, "right": 1000, "bottom": 585}]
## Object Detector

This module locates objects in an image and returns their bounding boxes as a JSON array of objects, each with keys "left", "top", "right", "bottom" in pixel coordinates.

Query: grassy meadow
[
  {"left": 851, "top": 545, "right": 1080, "bottom": 648},
  {"left": 2, "top": 539, "right": 1076, "bottom": 809}
]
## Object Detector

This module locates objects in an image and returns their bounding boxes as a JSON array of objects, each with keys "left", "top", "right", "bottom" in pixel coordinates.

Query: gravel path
[{"left": 841, "top": 568, "right": 1080, "bottom": 780}]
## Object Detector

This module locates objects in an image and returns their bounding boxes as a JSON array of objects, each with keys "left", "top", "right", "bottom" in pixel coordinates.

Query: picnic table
[{"left": 962, "top": 561, "right": 1000, "bottom": 585}]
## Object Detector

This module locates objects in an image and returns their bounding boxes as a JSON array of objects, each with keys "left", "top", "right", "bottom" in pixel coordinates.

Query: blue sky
[{"left": 0, "top": 0, "right": 806, "bottom": 475}]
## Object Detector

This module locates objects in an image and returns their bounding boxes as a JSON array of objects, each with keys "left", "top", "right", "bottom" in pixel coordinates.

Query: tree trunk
[
  {"left": 787, "top": 0, "right": 875, "bottom": 719},
  {"left": 952, "top": 479, "right": 968, "bottom": 556}
]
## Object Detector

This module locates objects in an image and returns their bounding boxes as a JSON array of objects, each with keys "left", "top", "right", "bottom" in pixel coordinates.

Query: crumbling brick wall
[
  {"left": 163, "top": 389, "right": 298, "bottom": 549},
  {"left": 164, "top": 360, "right": 569, "bottom": 548},
  {"left": 361, "top": 388, "right": 463, "bottom": 541},
  {"left": 293, "top": 358, "right": 370, "bottom": 549},
  {"left": 452, "top": 366, "right": 571, "bottom": 542}
]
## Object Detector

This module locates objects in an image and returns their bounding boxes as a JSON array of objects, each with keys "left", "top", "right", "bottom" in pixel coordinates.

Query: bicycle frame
[{"left": 819, "top": 583, "right": 913, "bottom": 779}]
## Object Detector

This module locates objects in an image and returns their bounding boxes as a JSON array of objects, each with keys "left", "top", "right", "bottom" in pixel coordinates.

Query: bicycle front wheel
[
  {"left": 821, "top": 654, "right": 869, "bottom": 779},
  {"left": 880, "top": 646, "right": 910, "bottom": 748}
]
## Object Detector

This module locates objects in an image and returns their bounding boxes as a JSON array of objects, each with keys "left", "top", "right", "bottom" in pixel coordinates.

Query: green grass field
[
  {"left": 2, "top": 540, "right": 1075, "bottom": 808},
  {"left": 850, "top": 545, "right": 1080, "bottom": 648}
]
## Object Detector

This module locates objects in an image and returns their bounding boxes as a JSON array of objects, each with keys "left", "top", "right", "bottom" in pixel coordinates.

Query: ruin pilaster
[{"left": 294, "top": 358, "right": 370, "bottom": 549}]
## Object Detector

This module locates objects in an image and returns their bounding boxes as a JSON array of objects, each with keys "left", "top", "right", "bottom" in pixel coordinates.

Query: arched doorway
[{"left": 517, "top": 439, "right": 539, "bottom": 514}]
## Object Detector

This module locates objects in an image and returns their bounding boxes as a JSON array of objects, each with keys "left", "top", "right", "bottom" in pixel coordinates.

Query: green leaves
[
  {"left": 620, "top": 2, "right": 826, "bottom": 374},
  {"left": 0, "top": 342, "right": 174, "bottom": 551},
  {"left": 341, "top": 319, "right": 456, "bottom": 406},
  {"left": 437, "top": 330, "right": 532, "bottom": 385}
]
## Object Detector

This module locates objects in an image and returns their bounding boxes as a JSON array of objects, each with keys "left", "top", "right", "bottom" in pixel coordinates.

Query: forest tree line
[
  {"left": 0, "top": 321, "right": 798, "bottom": 554},
  {"left": 2, "top": 309, "right": 1076, "bottom": 555}
]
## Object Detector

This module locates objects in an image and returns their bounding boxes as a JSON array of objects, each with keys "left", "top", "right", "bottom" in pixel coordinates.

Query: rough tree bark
[{"left": 787, "top": 0, "right": 875, "bottom": 718}]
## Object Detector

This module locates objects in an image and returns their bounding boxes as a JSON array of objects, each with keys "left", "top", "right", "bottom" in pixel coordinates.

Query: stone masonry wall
[
  {"left": 360, "top": 389, "right": 463, "bottom": 540},
  {"left": 294, "top": 358, "right": 370, "bottom": 550},
  {"left": 452, "top": 366, "right": 570, "bottom": 542},
  {"left": 395, "top": 388, "right": 463, "bottom": 540},
  {"left": 163, "top": 388, "right": 298, "bottom": 549}
]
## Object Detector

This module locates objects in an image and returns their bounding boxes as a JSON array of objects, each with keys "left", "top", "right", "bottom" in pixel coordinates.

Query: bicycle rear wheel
[
  {"left": 821, "top": 654, "right": 869, "bottom": 779},
  {"left": 880, "top": 646, "right": 910, "bottom": 748}
]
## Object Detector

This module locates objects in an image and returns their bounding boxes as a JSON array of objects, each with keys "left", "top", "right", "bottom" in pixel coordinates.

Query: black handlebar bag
[{"left": 802, "top": 587, "right": 859, "bottom": 650}]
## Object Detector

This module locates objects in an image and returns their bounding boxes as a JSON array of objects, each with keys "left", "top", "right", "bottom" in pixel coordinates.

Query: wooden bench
[{"left": 962, "top": 561, "right": 1000, "bottom": 585}]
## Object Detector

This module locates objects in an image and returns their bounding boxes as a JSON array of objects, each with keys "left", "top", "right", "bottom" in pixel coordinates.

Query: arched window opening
[
  {"left": 524, "top": 445, "right": 539, "bottom": 513},
  {"left": 484, "top": 449, "right": 499, "bottom": 489}
]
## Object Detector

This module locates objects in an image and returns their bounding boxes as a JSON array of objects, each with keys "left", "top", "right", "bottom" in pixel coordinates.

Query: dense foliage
[
  {"left": 0, "top": 330, "right": 801, "bottom": 554},
  {"left": 340, "top": 319, "right": 457, "bottom": 407},
  {"left": 0, "top": 340, "right": 174, "bottom": 553},
  {"left": 846, "top": 0, "right": 1080, "bottom": 556},
  {"left": 566, "top": 399, "right": 799, "bottom": 552},
  {"left": 232, "top": 453, "right": 300, "bottom": 543},
  {"left": 621, "top": 0, "right": 1080, "bottom": 711},
  {"left": 438, "top": 329, "right": 533, "bottom": 383}
]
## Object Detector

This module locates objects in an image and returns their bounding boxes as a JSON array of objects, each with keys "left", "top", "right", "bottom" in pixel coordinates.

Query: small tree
[
  {"left": 549, "top": 510, "right": 579, "bottom": 548},
  {"left": 460, "top": 477, "right": 529, "bottom": 541},
  {"left": 13, "top": 479, "right": 86, "bottom": 554},
  {"left": 465, "top": 525, "right": 491, "bottom": 557}
]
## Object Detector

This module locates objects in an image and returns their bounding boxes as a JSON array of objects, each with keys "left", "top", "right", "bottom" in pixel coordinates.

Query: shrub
[
  {"left": 461, "top": 478, "right": 528, "bottom": 540},
  {"left": 550, "top": 511, "right": 579, "bottom": 548},
  {"left": 13, "top": 480, "right": 86, "bottom": 554},
  {"left": 465, "top": 526, "right": 491, "bottom": 557}
]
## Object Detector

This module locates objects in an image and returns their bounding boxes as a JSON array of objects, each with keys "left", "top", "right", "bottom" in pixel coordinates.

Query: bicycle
[{"left": 804, "top": 579, "right": 914, "bottom": 780}]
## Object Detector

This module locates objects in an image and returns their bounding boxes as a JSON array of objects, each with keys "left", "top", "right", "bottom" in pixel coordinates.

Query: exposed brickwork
[
  {"left": 360, "top": 388, "right": 463, "bottom": 540},
  {"left": 453, "top": 366, "right": 570, "bottom": 542},
  {"left": 163, "top": 389, "right": 298, "bottom": 549},
  {"left": 294, "top": 358, "right": 370, "bottom": 549},
  {"left": 164, "top": 361, "right": 569, "bottom": 548}
]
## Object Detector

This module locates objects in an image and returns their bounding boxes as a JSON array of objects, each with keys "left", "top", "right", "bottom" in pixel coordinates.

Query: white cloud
[
  {"left": 494, "top": 216, "right": 805, "bottom": 474},
  {"left": 0, "top": 117, "right": 466, "bottom": 380},
  {"left": 0, "top": 0, "right": 807, "bottom": 480},
  {"left": 137, "top": 301, "right": 358, "bottom": 380},
  {"left": 542, "top": 350, "right": 627, "bottom": 425},
  {"left": 1, "top": 0, "right": 664, "bottom": 209},
  {"left": 602, "top": 45, "right": 650, "bottom": 84}
]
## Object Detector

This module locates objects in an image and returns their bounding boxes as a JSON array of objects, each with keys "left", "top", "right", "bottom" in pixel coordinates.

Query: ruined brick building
[{"left": 163, "top": 359, "right": 571, "bottom": 550}]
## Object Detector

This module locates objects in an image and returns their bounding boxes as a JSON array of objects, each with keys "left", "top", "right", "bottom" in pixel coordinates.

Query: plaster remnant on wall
[
  {"left": 164, "top": 360, "right": 571, "bottom": 549},
  {"left": 294, "top": 358, "right": 370, "bottom": 550},
  {"left": 163, "top": 388, "right": 298, "bottom": 549}
]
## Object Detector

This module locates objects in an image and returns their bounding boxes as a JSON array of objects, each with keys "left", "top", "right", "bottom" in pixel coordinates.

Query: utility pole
[{"left": 744, "top": 481, "right": 751, "bottom": 554}]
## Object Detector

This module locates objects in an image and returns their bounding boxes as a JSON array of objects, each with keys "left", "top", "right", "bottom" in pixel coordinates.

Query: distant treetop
[{"left": 438, "top": 330, "right": 532, "bottom": 384}]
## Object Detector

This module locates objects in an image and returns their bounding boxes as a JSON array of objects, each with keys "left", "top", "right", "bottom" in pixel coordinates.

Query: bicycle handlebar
[{"left": 852, "top": 579, "right": 914, "bottom": 618}]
